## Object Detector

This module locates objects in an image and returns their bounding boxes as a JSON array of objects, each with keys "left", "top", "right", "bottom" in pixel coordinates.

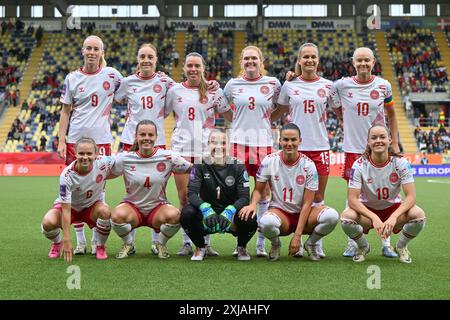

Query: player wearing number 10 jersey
[{"left": 58, "top": 35, "right": 123, "bottom": 165}]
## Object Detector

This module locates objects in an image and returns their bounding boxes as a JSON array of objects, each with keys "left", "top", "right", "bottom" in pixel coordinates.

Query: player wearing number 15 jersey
[
  {"left": 239, "top": 124, "right": 339, "bottom": 262},
  {"left": 58, "top": 35, "right": 123, "bottom": 165},
  {"left": 341, "top": 125, "right": 425, "bottom": 264}
]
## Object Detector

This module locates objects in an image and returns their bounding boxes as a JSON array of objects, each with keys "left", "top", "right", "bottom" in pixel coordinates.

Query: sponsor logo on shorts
[
  {"left": 157, "top": 162, "right": 166, "bottom": 172},
  {"left": 103, "top": 81, "right": 111, "bottom": 91}
]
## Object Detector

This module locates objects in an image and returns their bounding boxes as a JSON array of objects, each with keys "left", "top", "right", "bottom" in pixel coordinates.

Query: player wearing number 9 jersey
[
  {"left": 239, "top": 124, "right": 339, "bottom": 262},
  {"left": 341, "top": 125, "right": 425, "bottom": 264},
  {"left": 328, "top": 47, "right": 400, "bottom": 258},
  {"left": 115, "top": 43, "right": 175, "bottom": 151},
  {"left": 58, "top": 35, "right": 123, "bottom": 165},
  {"left": 224, "top": 46, "right": 281, "bottom": 258}
]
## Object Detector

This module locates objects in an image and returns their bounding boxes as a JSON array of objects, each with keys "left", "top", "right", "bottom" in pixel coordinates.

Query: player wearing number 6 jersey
[
  {"left": 224, "top": 46, "right": 282, "bottom": 258},
  {"left": 239, "top": 124, "right": 339, "bottom": 262},
  {"left": 115, "top": 43, "right": 175, "bottom": 151},
  {"left": 328, "top": 47, "right": 400, "bottom": 258},
  {"left": 40, "top": 137, "right": 115, "bottom": 262},
  {"left": 110, "top": 120, "right": 192, "bottom": 259},
  {"left": 341, "top": 125, "right": 425, "bottom": 263},
  {"left": 165, "top": 52, "right": 233, "bottom": 256},
  {"left": 272, "top": 43, "right": 332, "bottom": 258}
]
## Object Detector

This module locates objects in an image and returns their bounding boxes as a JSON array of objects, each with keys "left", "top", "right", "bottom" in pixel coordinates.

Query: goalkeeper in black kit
[{"left": 180, "top": 129, "right": 258, "bottom": 261}]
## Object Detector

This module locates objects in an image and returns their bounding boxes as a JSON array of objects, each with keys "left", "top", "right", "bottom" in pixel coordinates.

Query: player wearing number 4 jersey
[
  {"left": 110, "top": 120, "right": 192, "bottom": 259},
  {"left": 341, "top": 125, "right": 426, "bottom": 263},
  {"left": 240, "top": 124, "right": 339, "bottom": 262},
  {"left": 41, "top": 137, "right": 115, "bottom": 262},
  {"left": 328, "top": 47, "right": 400, "bottom": 258},
  {"left": 58, "top": 35, "right": 122, "bottom": 257},
  {"left": 224, "top": 46, "right": 282, "bottom": 258},
  {"left": 272, "top": 43, "right": 331, "bottom": 258}
]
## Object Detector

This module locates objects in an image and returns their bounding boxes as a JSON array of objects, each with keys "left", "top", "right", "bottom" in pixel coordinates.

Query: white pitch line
[{"left": 427, "top": 179, "right": 450, "bottom": 184}]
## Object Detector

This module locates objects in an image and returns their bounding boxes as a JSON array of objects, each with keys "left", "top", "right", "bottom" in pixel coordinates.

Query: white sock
[
  {"left": 152, "top": 230, "right": 160, "bottom": 243},
  {"left": 260, "top": 214, "right": 281, "bottom": 246},
  {"left": 181, "top": 228, "right": 192, "bottom": 244},
  {"left": 159, "top": 223, "right": 181, "bottom": 245},
  {"left": 381, "top": 237, "right": 391, "bottom": 247},
  {"left": 312, "top": 200, "right": 325, "bottom": 207},
  {"left": 397, "top": 218, "right": 426, "bottom": 248},
  {"left": 41, "top": 224, "right": 62, "bottom": 243},
  {"left": 257, "top": 200, "right": 270, "bottom": 247},
  {"left": 111, "top": 221, "right": 133, "bottom": 245},
  {"left": 308, "top": 207, "right": 339, "bottom": 244},
  {"left": 130, "top": 229, "right": 136, "bottom": 242},
  {"left": 95, "top": 218, "right": 111, "bottom": 246},
  {"left": 204, "top": 234, "right": 210, "bottom": 245},
  {"left": 91, "top": 228, "right": 97, "bottom": 244},
  {"left": 341, "top": 219, "right": 369, "bottom": 248},
  {"left": 74, "top": 223, "right": 86, "bottom": 245}
]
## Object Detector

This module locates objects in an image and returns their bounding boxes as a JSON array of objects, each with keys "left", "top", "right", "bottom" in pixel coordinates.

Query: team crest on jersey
[
  {"left": 103, "top": 81, "right": 111, "bottom": 91},
  {"left": 389, "top": 172, "right": 399, "bottom": 184},
  {"left": 157, "top": 162, "right": 166, "bottom": 172},
  {"left": 225, "top": 176, "right": 235, "bottom": 186},
  {"left": 317, "top": 88, "right": 326, "bottom": 98},
  {"left": 153, "top": 84, "right": 162, "bottom": 93},
  {"left": 96, "top": 174, "right": 103, "bottom": 183},
  {"left": 200, "top": 96, "right": 209, "bottom": 104},
  {"left": 296, "top": 175, "right": 305, "bottom": 185},
  {"left": 260, "top": 86, "right": 270, "bottom": 94},
  {"left": 370, "top": 90, "right": 379, "bottom": 99}
]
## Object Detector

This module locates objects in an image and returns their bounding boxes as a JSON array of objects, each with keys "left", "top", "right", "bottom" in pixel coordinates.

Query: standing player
[
  {"left": 41, "top": 137, "right": 114, "bottom": 262},
  {"left": 181, "top": 129, "right": 257, "bottom": 261},
  {"left": 110, "top": 120, "right": 192, "bottom": 259},
  {"left": 58, "top": 35, "right": 122, "bottom": 256},
  {"left": 341, "top": 124, "right": 426, "bottom": 263},
  {"left": 272, "top": 43, "right": 331, "bottom": 258},
  {"left": 224, "top": 46, "right": 281, "bottom": 257},
  {"left": 240, "top": 123, "right": 339, "bottom": 261},
  {"left": 165, "top": 52, "right": 233, "bottom": 257},
  {"left": 328, "top": 47, "right": 400, "bottom": 258}
]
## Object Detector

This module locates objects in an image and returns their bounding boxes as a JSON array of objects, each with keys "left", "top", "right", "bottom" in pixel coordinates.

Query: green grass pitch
[{"left": 1, "top": 176, "right": 449, "bottom": 299}]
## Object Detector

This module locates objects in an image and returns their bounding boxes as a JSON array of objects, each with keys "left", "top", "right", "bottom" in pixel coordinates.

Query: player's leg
[
  {"left": 302, "top": 206, "right": 339, "bottom": 261},
  {"left": 312, "top": 174, "right": 329, "bottom": 258},
  {"left": 73, "top": 223, "right": 87, "bottom": 255},
  {"left": 204, "top": 234, "right": 218, "bottom": 256},
  {"left": 173, "top": 173, "right": 193, "bottom": 256},
  {"left": 90, "top": 201, "right": 111, "bottom": 260},
  {"left": 111, "top": 203, "right": 139, "bottom": 259},
  {"left": 231, "top": 211, "right": 258, "bottom": 261},
  {"left": 341, "top": 208, "right": 372, "bottom": 262},
  {"left": 180, "top": 204, "right": 207, "bottom": 261},
  {"left": 259, "top": 209, "right": 291, "bottom": 261},
  {"left": 394, "top": 205, "right": 426, "bottom": 263},
  {"left": 256, "top": 184, "right": 270, "bottom": 257},
  {"left": 41, "top": 208, "right": 63, "bottom": 258},
  {"left": 151, "top": 229, "right": 160, "bottom": 255},
  {"left": 152, "top": 204, "right": 181, "bottom": 259}
]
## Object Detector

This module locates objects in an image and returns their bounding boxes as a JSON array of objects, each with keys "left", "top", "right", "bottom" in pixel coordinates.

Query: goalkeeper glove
[
  {"left": 200, "top": 202, "right": 218, "bottom": 232},
  {"left": 218, "top": 205, "right": 237, "bottom": 232}
]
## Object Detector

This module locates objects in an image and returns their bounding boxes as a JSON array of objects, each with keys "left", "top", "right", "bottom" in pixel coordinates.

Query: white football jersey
[
  {"left": 278, "top": 76, "right": 332, "bottom": 151},
  {"left": 257, "top": 151, "right": 318, "bottom": 215},
  {"left": 348, "top": 156, "right": 414, "bottom": 210},
  {"left": 61, "top": 66, "right": 123, "bottom": 144},
  {"left": 328, "top": 76, "right": 393, "bottom": 153},
  {"left": 165, "top": 82, "right": 229, "bottom": 157},
  {"left": 224, "top": 75, "right": 281, "bottom": 147},
  {"left": 55, "top": 156, "right": 115, "bottom": 212},
  {"left": 111, "top": 149, "right": 191, "bottom": 213},
  {"left": 115, "top": 73, "right": 175, "bottom": 146}
]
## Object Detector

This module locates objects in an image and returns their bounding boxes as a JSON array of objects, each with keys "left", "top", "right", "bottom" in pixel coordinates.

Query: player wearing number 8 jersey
[
  {"left": 58, "top": 35, "right": 122, "bottom": 165},
  {"left": 239, "top": 123, "right": 339, "bottom": 262},
  {"left": 341, "top": 125, "right": 425, "bottom": 263},
  {"left": 224, "top": 46, "right": 281, "bottom": 257},
  {"left": 110, "top": 120, "right": 192, "bottom": 259},
  {"left": 328, "top": 47, "right": 400, "bottom": 258},
  {"left": 115, "top": 43, "right": 175, "bottom": 151}
]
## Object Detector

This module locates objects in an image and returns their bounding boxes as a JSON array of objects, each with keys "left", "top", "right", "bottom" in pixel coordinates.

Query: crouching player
[
  {"left": 41, "top": 137, "right": 115, "bottom": 262},
  {"left": 341, "top": 124, "right": 426, "bottom": 263},
  {"left": 240, "top": 123, "right": 339, "bottom": 261},
  {"left": 110, "top": 120, "right": 192, "bottom": 259},
  {"left": 180, "top": 129, "right": 257, "bottom": 261}
]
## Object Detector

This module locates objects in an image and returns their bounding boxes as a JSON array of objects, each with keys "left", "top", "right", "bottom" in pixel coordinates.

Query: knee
[
  {"left": 235, "top": 213, "right": 257, "bottom": 229},
  {"left": 111, "top": 207, "right": 129, "bottom": 224},
  {"left": 319, "top": 207, "right": 339, "bottom": 225},
  {"left": 41, "top": 212, "right": 59, "bottom": 231},
  {"left": 164, "top": 207, "right": 181, "bottom": 225},
  {"left": 180, "top": 205, "right": 200, "bottom": 226},
  {"left": 259, "top": 214, "right": 281, "bottom": 231},
  {"left": 410, "top": 205, "right": 426, "bottom": 220},
  {"left": 341, "top": 208, "right": 358, "bottom": 222},
  {"left": 96, "top": 204, "right": 111, "bottom": 220}
]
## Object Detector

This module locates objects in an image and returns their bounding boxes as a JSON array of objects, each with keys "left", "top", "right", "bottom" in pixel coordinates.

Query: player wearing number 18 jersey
[{"left": 341, "top": 125, "right": 425, "bottom": 263}]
